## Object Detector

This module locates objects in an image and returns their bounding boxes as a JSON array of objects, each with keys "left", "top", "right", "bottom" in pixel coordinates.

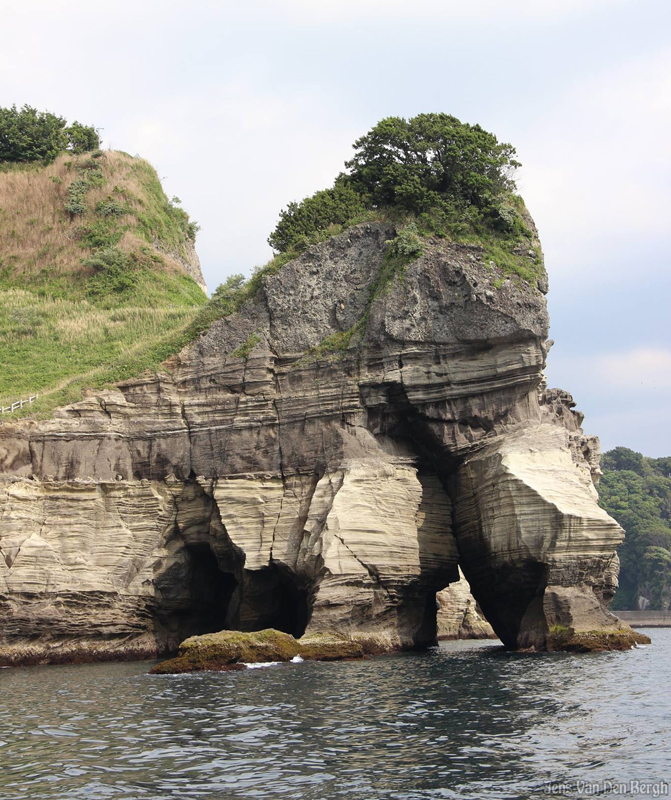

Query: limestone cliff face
[{"left": 0, "top": 222, "right": 627, "bottom": 663}]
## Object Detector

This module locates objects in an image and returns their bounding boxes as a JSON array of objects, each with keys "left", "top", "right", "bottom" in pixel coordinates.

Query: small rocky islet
[
  {"left": 149, "top": 629, "right": 388, "bottom": 674},
  {"left": 0, "top": 111, "right": 651, "bottom": 666}
]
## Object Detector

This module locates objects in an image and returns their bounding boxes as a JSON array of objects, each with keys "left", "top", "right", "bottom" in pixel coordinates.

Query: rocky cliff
[
  {"left": 0, "top": 221, "right": 633, "bottom": 664},
  {"left": 436, "top": 569, "right": 496, "bottom": 640}
]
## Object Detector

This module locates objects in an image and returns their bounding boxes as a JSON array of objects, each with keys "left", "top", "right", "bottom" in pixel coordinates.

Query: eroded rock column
[
  {"left": 301, "top": 460, "right": 459, "bottom": 648},
  {"left": 453, "top": 424, "right": 624, "bottom": 649}
]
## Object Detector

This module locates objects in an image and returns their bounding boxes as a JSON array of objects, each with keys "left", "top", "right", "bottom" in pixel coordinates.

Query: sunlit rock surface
[
  {"left": 0, "top": 222, "right": 632, "bottom": 664},
  {"left": 436, "top": 569, "right": 496, "bottom": 640}
]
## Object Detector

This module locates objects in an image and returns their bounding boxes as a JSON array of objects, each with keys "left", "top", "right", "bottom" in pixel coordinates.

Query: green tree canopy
[
  {"left": 0, "top": 105, "right": 100, "bottom": 164},
  {"left": 66, "top": 120, "right": 101, "bottom": 155},
  {"left": 268, "top": 182, "right": 366, "bottom": 254},
  {"left": 602, "top": 446, "right": 646, "bottom": 475},
  {"left": 268, "top": 113, "right": 523, "bottom": 254},
  {"left": 345, "top": 113, "right": 519, "bottom": 215},
  {"left": 599, "top": 448, "right": 671, "bottom": 611}
]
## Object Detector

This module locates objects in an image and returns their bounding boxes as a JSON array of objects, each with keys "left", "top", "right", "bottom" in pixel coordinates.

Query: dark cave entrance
[
  {"left": 162, "top": 548, "right": 312, "bottom": 641},
  {"left": 237, "top": 563, "right": 311, "bottom": 638},
  {"left": 273, "top": 564, "right": 310, "bottom": 637},
  {"left": 183, "top": 543, "right": 239, "bottom": 635}
]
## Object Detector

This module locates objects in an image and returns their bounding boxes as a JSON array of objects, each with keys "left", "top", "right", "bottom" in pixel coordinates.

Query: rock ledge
[{"left": 546, "top": 626, "right": 651, "bottom": 653}]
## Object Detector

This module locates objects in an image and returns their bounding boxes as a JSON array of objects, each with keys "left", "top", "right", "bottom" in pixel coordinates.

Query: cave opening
[
  {"left": 184, "top": 542, "right": 238, "bottom": 635},
  {"left": 237, "top": 563, "right": 311, "bottom": 638},
  {"left": 273, "top": 563, "right": 311, "bottom": 638}
]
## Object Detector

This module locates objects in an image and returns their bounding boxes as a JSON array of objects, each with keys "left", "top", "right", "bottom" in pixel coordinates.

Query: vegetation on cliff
[
  {"left": 1, "top": 110, "right": 543, "bottom": 419},
  {"left": 266, "top": 113, "right": 543, "bottom": 286},
  {"left": 196, "top": 113, "right": 545, "bottom": 359},
  {"left": 599, "top": 447, "right": 671, "bottom": 610},
  {"left": 0, "top": 104, "right": 99, "bottom": 164},
  {"left": 0, "top": 145, "right": 206, "bottom": 417}
]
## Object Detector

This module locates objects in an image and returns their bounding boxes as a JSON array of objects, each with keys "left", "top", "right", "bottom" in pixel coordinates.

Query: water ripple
[{"left": 0, "top": 632, "right": 668, "bottom": 799}]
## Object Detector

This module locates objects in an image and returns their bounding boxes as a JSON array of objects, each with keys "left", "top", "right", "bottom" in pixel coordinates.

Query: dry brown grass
[
  {"left": 0, "top": 152, "right": 206, "bottom": 416},
  {"left": 0, "top": 151, "right": 188, "bottom": 280}
]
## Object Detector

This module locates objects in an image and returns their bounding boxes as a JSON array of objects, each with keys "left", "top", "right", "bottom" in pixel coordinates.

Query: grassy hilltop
[
  {"left": 201, "top": 113, "right": 547, "bottom": 360},
  {"left": 1, "top": 110, "right": 546, "bottom": 419},
  {"left": 0, "top": 149, "right": 207, "bottom": 416}
]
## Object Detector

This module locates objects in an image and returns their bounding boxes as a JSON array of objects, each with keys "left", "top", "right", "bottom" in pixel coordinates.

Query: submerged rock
[
  {"left": 150, "top": 629, "right": 299, "bottom": 673},
  {"left": 0, "top": 221, "right": 640, "bottom": 661}
]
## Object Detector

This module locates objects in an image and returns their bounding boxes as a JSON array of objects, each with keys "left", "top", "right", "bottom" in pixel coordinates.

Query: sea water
[{"left": 0, "top": 630, "right": 668, "bottom": 799}]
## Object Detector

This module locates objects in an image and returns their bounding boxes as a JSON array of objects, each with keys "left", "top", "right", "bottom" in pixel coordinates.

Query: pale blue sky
[{"left": 2, "top": 0, "right": 669, "bottom": 455}]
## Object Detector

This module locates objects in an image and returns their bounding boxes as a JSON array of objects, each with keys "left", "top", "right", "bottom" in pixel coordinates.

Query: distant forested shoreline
[{"left": 600, "top": 447, "right": 671, "bottom": 611}]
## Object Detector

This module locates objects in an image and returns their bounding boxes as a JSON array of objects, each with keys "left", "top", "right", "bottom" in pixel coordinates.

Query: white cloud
[
  {"left": 545, "top": 347, "right": 671, "bottom": 454},
  {"left": 581, "top": 407, "right": 670, "bottom": 455},
  {"left": 547, "top": 347, "right": 671, "bottom": 394},
  {"left": 108, "top": 78, "right": 363, "bottom": 280},
  {"left": 270, "top": 0, "right": 631, "bottom": 23},
  {"left": 518, "top": 48, "right": 671, "bottom": 273},
  {"left": 595, "top": 348, "right": 671, "bottom": 390}
]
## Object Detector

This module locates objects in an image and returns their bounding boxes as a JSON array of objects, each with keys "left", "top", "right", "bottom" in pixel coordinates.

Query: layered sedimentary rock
[
  {"left": 0, "top": 221, "right": 634, "bottom": 663},
  {"left": 436, "top": 569, "right": 496, "bottom": 640}
]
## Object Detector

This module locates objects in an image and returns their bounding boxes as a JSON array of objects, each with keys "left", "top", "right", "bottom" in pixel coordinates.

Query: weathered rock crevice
[{"left": 0, "top": 221, "right": 636, "bottom": 663}]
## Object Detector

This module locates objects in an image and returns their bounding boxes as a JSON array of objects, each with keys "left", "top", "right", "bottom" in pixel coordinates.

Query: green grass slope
[{"left": 0, "top": 151, "right": 207, "bottom": 418}]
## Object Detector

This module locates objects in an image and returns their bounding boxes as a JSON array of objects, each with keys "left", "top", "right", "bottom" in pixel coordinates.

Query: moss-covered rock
[
  {"left": 149, "top": 628, "right": 376, "bottom": 674},
  {"left": 296, "top": 633, "right": 365, "bottom": 661},
  {"left": 546, "top": 625, "right": 652, "bottom": 653},
  {"left": 149, "top": 629, "right": 299, "bottom": 674}
]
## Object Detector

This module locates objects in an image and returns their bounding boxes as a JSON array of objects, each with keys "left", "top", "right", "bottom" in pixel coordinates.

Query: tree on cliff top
[
  {"left": 346, "top": 113, "right": 519, "bottom": 214},
  {"left": 268, "top": 113, "right": 522, "bottom": 254},
  {"left": 0, "top": 105, "right": 100, "bottom": 164}
]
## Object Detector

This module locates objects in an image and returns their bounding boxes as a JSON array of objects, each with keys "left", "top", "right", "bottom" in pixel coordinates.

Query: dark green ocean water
[{"left": 0, "top": 631, "right": 668, "bottom": 800}]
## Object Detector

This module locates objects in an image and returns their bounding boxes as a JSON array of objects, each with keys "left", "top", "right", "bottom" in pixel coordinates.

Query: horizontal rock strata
[{"left": 0, "top": 222, "right": 633, "bottom": 662}]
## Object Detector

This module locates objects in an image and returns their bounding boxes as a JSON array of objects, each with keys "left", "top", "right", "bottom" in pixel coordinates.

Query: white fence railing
[{"left": 1, "top": 394, "right": 39, "bottom": 414}]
